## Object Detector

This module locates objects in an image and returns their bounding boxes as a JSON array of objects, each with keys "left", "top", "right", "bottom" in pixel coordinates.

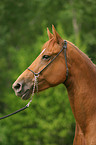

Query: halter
[
  {"left": 0, "top": 40, "right": 68, "bottom": 120},
  {"left": 27, "top": 40, "right": 68, "bottom": 83}
]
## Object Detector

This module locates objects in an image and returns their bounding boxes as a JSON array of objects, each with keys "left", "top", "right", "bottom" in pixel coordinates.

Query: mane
[{"left": 67, "top": 41, "right": 96, "bottom": 68}]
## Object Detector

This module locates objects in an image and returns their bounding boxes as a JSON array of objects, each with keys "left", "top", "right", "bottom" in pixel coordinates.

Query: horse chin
[
  {"left": 21, "top": 89, "right": 32, "bottom": 100},
  {"left": 21, "top": 81, "right": 51, "bottom": 100}
]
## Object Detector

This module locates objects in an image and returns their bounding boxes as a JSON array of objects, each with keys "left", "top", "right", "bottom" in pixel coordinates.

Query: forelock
[{"left": 42, "top": 38, "right": 56, "bottom": 52}]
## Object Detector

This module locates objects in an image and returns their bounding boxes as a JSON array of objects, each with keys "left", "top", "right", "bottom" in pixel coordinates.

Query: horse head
[{"left": 12, "top": 25, "right": 68, "bottom": 100}]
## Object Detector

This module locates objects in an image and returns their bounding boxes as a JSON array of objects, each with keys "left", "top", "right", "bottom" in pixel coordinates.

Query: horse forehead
[
  {"left": 43, "top": 39, "right": 55, "bottom": 49},
  {"left": 42, "top": 39, "right": 58, "bottom": 53}
]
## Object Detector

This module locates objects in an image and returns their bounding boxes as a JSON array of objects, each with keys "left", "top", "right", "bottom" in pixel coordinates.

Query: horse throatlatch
[{"left": 0, "top": 40, "right": 68, "bottom": 120}]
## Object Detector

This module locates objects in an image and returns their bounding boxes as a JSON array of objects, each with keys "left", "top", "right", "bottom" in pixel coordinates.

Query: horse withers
[{"left": 12, "top": 25, "right": 96, "bottom": 145}]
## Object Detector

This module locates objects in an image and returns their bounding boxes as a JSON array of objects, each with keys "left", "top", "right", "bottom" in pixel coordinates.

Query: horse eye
[{"left": 42, "top": 55, "right": 50, "bottom": 60}]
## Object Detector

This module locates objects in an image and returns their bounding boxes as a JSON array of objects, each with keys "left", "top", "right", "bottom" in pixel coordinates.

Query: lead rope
[
  {"left": 0, "top": 74, "right": 39, "bottom": 120},
  {"left": 26, "top": 74, "right": 39, "bottom": 107}
]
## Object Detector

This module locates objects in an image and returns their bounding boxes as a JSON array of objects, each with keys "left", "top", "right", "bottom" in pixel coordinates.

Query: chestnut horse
[{"left": 12, "top": 25, "right": 96, "bottom": 145}]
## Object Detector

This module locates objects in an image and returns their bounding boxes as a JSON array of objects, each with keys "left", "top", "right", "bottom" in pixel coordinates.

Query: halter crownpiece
[{"left": 63, "top": 40, "right": 69, "bottom": 80}]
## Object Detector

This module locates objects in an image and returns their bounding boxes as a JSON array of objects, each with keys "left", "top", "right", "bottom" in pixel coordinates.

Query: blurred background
[{"left": 0, "top": 0, "right": 96, "bottom": 145}]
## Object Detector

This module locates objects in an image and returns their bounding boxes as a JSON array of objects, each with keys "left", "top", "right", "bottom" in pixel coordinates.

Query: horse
[{"left": 12, "top": 25, "right": 96, "bottom": 145}]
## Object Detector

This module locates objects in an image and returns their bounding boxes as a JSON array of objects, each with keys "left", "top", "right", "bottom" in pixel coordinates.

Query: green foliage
[{"left": 0, "top": 0, "right": 95, "bottom": 145}]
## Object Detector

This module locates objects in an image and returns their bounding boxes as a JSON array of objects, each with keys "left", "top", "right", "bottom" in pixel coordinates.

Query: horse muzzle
[{"left": 12, "top": 80, "right": 33, "bottom": 100}]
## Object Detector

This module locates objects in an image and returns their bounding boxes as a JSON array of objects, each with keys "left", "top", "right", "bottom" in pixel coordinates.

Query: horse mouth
[{"left": 21, "top": 89, "right": 31, "bottom": 100}]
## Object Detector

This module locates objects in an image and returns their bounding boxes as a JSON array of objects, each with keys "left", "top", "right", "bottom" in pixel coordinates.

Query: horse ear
[
  {"left": 47, "top": 27, "right": 53, "bottom": 39},
  {"left": 52, "top": 24, "right": 63, "bottom": 44}
]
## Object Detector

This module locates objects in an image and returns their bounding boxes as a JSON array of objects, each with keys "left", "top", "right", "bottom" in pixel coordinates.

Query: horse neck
[
  {"left": 65, "top": 41, "right": 96, "bottom": 96},
  {"left": 64, "top": 41, "right": 96, "bottom": 132}
]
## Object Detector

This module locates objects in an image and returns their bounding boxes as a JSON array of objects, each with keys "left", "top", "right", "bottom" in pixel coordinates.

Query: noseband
[{"left": 27, "top": 40, "right": 68, "bottom": 86}]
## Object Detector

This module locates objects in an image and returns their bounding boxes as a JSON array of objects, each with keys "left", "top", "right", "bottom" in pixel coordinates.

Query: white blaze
[{"left": 40, "top": 48, "right": 46, "bottom": 55}]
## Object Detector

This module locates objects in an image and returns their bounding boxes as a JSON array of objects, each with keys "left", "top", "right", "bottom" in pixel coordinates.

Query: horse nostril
[{"left": 13, "top": 82, "right": 22, "bottom": 93}]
